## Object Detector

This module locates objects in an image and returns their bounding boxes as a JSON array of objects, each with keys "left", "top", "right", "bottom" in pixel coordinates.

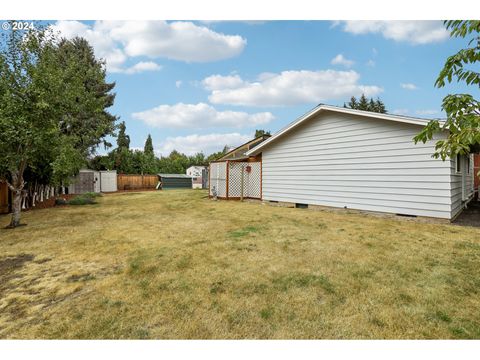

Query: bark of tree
[{"left": 6, "top": 161, "right": 26, "bottom": 228}]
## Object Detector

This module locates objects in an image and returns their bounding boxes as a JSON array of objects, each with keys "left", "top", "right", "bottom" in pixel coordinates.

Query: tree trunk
[
  {"left": 7, "top": 170, "right": 25, "bottom": 228},
  {"left": 9, "top": 189, "right": 23, "bottom": 227}
]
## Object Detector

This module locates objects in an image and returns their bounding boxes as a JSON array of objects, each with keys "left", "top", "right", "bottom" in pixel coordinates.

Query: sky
[{"left": 48, "top": 20, "right": 475, "bottom": 156}]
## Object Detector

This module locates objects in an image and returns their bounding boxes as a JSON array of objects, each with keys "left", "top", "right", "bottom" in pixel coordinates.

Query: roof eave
[{"left": 246, "top": 105, "right": 434, "bottom": 156}]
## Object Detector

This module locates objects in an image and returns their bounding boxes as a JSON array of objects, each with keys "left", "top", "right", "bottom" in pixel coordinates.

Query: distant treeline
[{"left": 88, "top": 122, "right": 230, "bottom": 174}]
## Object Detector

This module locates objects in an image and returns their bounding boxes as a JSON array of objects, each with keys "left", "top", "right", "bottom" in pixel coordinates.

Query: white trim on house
[{"left": 247, "top": 105, "right": 443, "bottom": 156}]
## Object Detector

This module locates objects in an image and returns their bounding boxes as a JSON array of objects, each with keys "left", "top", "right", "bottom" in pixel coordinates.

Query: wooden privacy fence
[
  {"left": 1, "top": 181, "right": 10, "bottom": 214},
  {"left": 117, "top": 174, "right": 159, "bottom": 190}
]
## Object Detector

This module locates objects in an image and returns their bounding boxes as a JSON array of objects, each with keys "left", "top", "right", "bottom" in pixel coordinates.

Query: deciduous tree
[
  {"left": 254, "top": 129, "right": 271, "bottom": 137},
  {"left": 414, "top": 20, "right": 480, "bottom": 160},
  {"left": 0, "top": 25, "right": 117, "bottom": 227}
]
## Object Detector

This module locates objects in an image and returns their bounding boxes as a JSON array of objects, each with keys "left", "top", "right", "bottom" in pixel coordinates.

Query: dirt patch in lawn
[
  {"left": 0, "top": 254, "right": 35, "bottom": 296},
  {"left": 0, "top": 253, "right": 35, "bottom": 274}
]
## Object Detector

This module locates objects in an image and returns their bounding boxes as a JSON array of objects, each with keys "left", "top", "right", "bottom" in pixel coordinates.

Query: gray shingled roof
[{"left": 158, "top": 174, "right": 192, "bottom": 178}]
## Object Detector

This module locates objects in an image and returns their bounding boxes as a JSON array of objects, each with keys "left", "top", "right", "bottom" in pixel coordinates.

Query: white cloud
[
  {"left": 200, "top": 20, "right": 266, "bottom": 26},
  {"left": 401, "top": 83, "right": 418, "bottom": 90},
  {"left": 202, "top": 74, "right": 245, "bottom": 91},
  {"left": 51, "top": 20, "right": 246, "bottom": 73},
  {"left": 156, "top": 133, "right": 252, "bottom": 156},
  {"left": 122, "top": 61, "right": 162, "bottom": 74},
  {"left": 175, "top": 80, "right": 182, "bottom": 88},
  {"left": 204, "top": 70, "right": 383, "bottom": 107},
  {"left": 112, "top": 21, "right": 246, "bottom": 62},
  {"left": 132, "top": 102, "right": 274, "bottom": 129},
  {"left": 415, "top": 109, "right": 438, "bottom": 116},
  {"left": 335, "top": 21, "right": 449, "bottom": 45},
  {"left": 331, "top": 54, "right": 354, "bottom": 68},
  {"left": 366, "top": 60, "right": 376, "bottom": 67}
]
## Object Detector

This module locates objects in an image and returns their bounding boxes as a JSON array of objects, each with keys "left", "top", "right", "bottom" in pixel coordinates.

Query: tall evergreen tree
[
  {"left": 347, "top": 96, "right": 358, "bottom": 109},
  {"left": 114, "top": 121, "right": 132, "bottom": 173},
  {"left": 144, "top": 134, "right": 154, "bottom": 156},
  {"left": 344, "top": 94, "right": 387, "bottom": 114},
  {"left": 375, "top": 98, "right": 387, "bottom": 113},
  {"left": 117, "top": 121, "right": 130, "bottom": 149},
  {"left": 56, "top": 37, "right": 117, "bottom": 153},
  {"left": 358, "top": 94, "right": 370, "bottom": 110}
]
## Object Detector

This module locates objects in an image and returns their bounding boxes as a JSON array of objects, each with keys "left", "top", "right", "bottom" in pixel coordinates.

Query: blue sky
[{"left": 49, "top": 20, "right": 474, "bottom": 156}]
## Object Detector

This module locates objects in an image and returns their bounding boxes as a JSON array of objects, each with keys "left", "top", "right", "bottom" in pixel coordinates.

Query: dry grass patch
[{"left": 0, "top": 190, "right": 479, "bottom": 339}]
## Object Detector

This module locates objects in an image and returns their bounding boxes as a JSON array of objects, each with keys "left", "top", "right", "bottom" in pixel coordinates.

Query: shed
[
  {"left": 67, "top": 169, "right": 100, "bottom": 194},
  {"left": 67, "top": 169, "right": 117, "bottom": 194},
  {"left": 158, "top": 174, "right": 193, "bottom": 189},
  {"left": 99, "top": 170, "right": 117, "bottom": 192},
  {"left": 244, "top": 104, "right": 474, "bottom": 220}
]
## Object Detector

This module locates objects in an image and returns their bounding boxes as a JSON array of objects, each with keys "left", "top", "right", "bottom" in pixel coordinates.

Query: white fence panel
[{"left": 209, "top": 162, "right": 227, "bottom": 197}]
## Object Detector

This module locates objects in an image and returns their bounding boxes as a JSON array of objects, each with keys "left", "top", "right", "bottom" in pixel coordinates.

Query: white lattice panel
[
  {"left": 228, "top": 161, "right": 261, "bottom": 199},
  {"left": 209, "top": 162, "right": 227, "bottom": 197}
]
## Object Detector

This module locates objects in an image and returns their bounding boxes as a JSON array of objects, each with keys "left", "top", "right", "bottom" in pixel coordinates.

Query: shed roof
[
  {"left": 246, "top": 104, "right": 444, "bottom": 156},
  {"left": 158, "top": 174, "right": 192, "bottom": 178}
]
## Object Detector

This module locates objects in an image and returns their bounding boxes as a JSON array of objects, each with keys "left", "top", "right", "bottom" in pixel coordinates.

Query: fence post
[
  {"left": 240, "top": 164, "right": 244, "bottom": 201},
  {"left": 226, "top": 161, "right": 229, "bottom": 199}
]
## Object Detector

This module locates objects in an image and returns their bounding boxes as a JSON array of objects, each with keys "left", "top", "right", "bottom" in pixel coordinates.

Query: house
[
  {"left": 474, "top": 154, "right": 480, "bottom": 198},
  {"left": 210, "top": 104, "right": 475, "bottom": 220},
  {"left": 186, "top": 166, "right": 208, "bottom": 189}
]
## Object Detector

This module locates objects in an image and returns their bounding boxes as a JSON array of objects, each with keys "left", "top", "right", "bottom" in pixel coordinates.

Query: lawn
[{"left": 0, "top": 190, "right": 479, "bottom": 339}]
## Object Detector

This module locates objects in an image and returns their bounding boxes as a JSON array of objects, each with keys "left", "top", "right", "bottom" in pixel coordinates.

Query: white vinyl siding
[
  {"left": 451, "top": 154, "right": 474, "bottom": 219},
  {"left": 261, "top": 112, "right": 455, "bottom": 219}
]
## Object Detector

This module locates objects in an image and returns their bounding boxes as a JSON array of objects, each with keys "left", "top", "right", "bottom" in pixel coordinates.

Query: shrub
[
  {"left": 68, "top": 194, "right": 98, "bottom": 205},
  {"left": 55, "top": 198, "right": 68, "bottom": 205},
  {"left": 82, "top": 192, "right": 103, "bottom": 198}
]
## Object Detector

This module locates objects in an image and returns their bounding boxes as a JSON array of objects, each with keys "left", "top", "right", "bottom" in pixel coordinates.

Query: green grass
[
  {"left": 0, "top": 189, "right": 480, "bottom": 339},
  {"left": 228, "top": 225, "right": 260, "bottom": 238}
]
